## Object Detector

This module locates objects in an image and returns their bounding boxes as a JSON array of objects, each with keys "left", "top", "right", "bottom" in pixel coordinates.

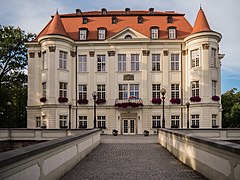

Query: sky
[{"left": 0, "top": 0, "right": 239, "bottom": 93}]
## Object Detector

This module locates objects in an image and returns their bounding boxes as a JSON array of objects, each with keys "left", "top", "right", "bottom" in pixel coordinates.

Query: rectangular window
[
  {"left": 171, "top": 115, "right": 179, "bottom": 128},
  {"left": 152, "top": 116, "right": 161, "bottom": 128},
  {"left": 98, "top": 29, "right": 106, "bottom": 40},
  {"left": 119, "top": 84, "right": 128, "bottom": 99},
  {"left": 82, "top": 17, "right": 88, "bottom": 24},
  {"left": 79, "top": 116, "right": 87, "bottom": 128},
  {"left": 169, "top": 28, "right": 176, "bottom": 39},
  {"left": 212, "top": 80, "right": 217, "bottom": 96},
  {"left": 191, "top": 49, "right": 200, "bottom": 68},
  {"left": 97, "top": 85, "right": 105, "bottom": 99},
  {"left": 212, "top": 114, "right": 217, "bottom": 127},
  {"left": 97, "top": 55, "right": 106, "bottom": 72},
  {"left": 79, "top": 29, "right": 87, "bottom": 40},
  {"left": 97, "top": 116, "right": 106, "bottom": 128},
  {"left": 130, "top": 84, "right": 139, "bottom": 98},
  {"left": 211, "top": 48, "right": 217, "bottom": 67},
  {"left": 151, "top": 28, "right": 158, "bottom": 39},
  {"left": 59, "top": 82, "right": 67, "bottom": 98},
  {"left": 191, "top": 81, "right": 199, "bottom": 97},
  {"left": 171, "top": 54, "right": 179, "bottom": 71},
  {"left": 78, "top": 55, "right": 87, "bottom": 72},
  {"left": 36, "top": 116, "right": 41, "bottom": 128},
  {"left": 152, "top": 84, "right": 161, "bottom": 99},
  {"left": 59, "top": 115, "right": 68, "bottom": 128},
  {"left": 42, "top": 82, "right": 46, "bottom": 97},
  {"left": 152, "top": 54, "right": 160, "bottom": 71},
  {"left": 191, "top": 114, "right": 199, "bottom": 127},
  {"left": 171, "top": 84, "right": 180, "bottom": 99},
  {"left": 118, "top": 54, "right": 126, "bottom": 71},
  {"left": 131, "top": 54, "right": 139, "bottom": 71},
  {"left": 59, "top": 51, "right": 67, "bottom": 69},
  {"left": 42, "top": 51, "right": 47, "bottom": 70},
  {"left": 79, "top": 85, "right": 87, "bottom": 99},
  {"left": 42, "top": 115, "right": 47, "bottom": 127}
]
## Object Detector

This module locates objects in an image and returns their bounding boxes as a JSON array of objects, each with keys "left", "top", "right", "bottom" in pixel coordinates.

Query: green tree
[{"left": 0, "top": 25, "right": 35, "bottom": 128}]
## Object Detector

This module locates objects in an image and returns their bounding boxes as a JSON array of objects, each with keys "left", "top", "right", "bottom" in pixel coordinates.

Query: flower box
[
  {"left": 60, "top": 126, "right": 68, "bottom": 129},
  {"left": 170, "top": 98, "right": 181, "bottom": 104},
  {"left": 190, "top": 96, "right": 201, "bottom": 102},
  {"left": 115, "top": 102, "right": 143, "bottom": 108},
  {"left": 77, "top": 99, "right": 89, "bottom": 104},
  {"left": 212, "top": 125, "right": 219, "bottom": 128},
  {"left": 191, "top": 125, "right": 199, "bottom": 128},
  {"left": 40, "top": 97, "right": 47, "bottom": 102},
  {"left": 171, "top": 125, "right": 179, "bottom": 128},
  {"left": 152, "top": 98, "right": 162, "bottom": 104},
  {"left": 212, "top": 96, "right": 220, "bottom": 101},
  {"left": 58, "top": 97, "right": 68, "bottom": 103},
  {"left": 152, "top": 125, "right": 161, "bottom": 128},
  {"left": 96, "top": 99, "right": 106, "bottom": 104}
]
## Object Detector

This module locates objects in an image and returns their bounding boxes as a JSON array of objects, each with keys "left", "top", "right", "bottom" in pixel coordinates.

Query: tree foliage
[
  {"left": 222, "top": 88, "right": 240, "bottom": 128},
  {"left": 0, "top": 25, "right": 35, "bottom": 128}
]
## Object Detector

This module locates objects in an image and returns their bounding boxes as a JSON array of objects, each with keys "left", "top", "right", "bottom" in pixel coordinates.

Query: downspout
[
  {"left": 180, "top": 44, "right": 183, "bottom": 128},
  {"left": 75, "top": 46, "right": 78, "bottom": 129}
]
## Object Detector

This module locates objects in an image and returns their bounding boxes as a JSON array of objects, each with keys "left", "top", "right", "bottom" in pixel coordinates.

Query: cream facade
[{"left": 26, "top": 8, "right": 224, "bottom": 134}]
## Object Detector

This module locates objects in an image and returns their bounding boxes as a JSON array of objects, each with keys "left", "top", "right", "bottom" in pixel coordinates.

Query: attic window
[
  {"left": 101, "top": 8, "right": 107, "bottom": 15},
  {"left": 98, "top": 28, "right": 106, "bottom": 40},
  {"left": 82, "top": 17, "right": 88, "bottom": 24},
  {"left": 150, "top": 27, "right": 159, "bottom": 39},
  {"left": 79, "top": 28, "right": 88, "bottom": 40},
  {"left": 112, "top": 16, "right": 117, "bottom": 24},
  {"left": 138, "top": 16, "right": 143, "bottom": 23},
  {"left": 167, "top": 16, "right": 173, "bottom": 23},
  {"left": 149, "top": 8, "right": 154, "bottom": 14},
  {"left": 168, "top": 27, "right": 176, "bottom": 39},
  {"left": 125, "top": 35, "right": 132, "bottom": 39}
]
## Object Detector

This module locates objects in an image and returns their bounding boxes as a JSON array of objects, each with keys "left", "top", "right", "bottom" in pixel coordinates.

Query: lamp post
[
  {"left": 160, "top": 88, "right": 166, "bottom": 128},
  {"left": 92, "top": 91, "right": 97, "bottom": 128},
  {"left": 186, "top": 102, "right": 190, "bottom": 129},
  {"left": 68, "top": 102, "right": 72, "bottom": 129},
  {"left": 6, "top": 102, "right": 11, "bottom": 128}
]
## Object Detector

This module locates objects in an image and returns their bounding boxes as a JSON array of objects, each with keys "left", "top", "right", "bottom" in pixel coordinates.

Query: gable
[{"left": 109, "top": 27, "right": 149, "bottom": 40}]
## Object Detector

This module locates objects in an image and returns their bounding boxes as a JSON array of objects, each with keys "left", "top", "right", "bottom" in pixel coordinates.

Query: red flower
[
  {"left": 96, "top": 99, "right": 106, "bottom": 104},
  {"left": 190, "top": 96, "right": 201, "bottom": 102},
  {"left": 170, "top": 98, "right": 181, "bottom": 104},
  {"left": 212, "top": 96, "right": 220, "bottom": 101},
  {"left": 40, "top": 97, "right": 47, "bottom": 102},
  {"left": 152, "top": 98, "right": 162, "bottom": 104},
  {"left": 58, "top": 97, "right": 68, "bottom": 103},
  {"left": 77, "top": 99, "right": 89, "bottom": 104}
]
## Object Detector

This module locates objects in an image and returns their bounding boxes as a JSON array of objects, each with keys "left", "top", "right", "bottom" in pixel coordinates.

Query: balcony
[{"left": 115, "top": 97, "right": 143, "bottom": 108}]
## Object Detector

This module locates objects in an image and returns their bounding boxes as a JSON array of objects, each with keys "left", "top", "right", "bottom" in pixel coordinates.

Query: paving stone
[{"left": 61, "top": 135, "right": 207, "bottom": 180}]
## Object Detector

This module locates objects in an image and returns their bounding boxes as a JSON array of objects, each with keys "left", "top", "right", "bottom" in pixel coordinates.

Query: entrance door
[{"left": 123, "top": 119, "right": 135, "bottom": 135}]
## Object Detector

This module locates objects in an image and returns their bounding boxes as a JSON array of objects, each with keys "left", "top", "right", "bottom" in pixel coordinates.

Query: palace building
[{"left": 26, "top": 7, "right": 224, "bottom": 134}]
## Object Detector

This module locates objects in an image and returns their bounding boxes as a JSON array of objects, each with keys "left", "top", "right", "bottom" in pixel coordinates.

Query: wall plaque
[{"left": 123, "top": 74, "right": 134, "bottom": 81}]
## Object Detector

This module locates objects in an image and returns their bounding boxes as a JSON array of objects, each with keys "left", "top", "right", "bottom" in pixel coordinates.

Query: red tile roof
[
  {"left": 37, "top": 10, "right": 194, "bottom": 41},
  {"left": 191, "top": 7, "right": 212, "bottom": 34}
]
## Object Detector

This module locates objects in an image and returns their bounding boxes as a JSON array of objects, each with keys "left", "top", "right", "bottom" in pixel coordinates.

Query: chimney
[
  {"left": 101, "top": 8, "right": 107, "bottom": 14},
  {"left": 76, "top": 9, "right": 82, "bottom": 14},
  {"left": 149, "top": 8, "right": 154, "bottom": 14},
  {"left": 125, "top": 8, "right": 130, "bottom": 13}
]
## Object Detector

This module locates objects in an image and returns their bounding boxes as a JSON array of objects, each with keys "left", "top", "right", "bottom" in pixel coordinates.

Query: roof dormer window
[
  {"left": 79, "top": 28, "right": 88, "bottom": 40},
  {"left": 125, "top": 35, "right": 132, "bottom": 39},
  {"left": 112, "top": 16, "right": 117, "bottom": 24},
  {"left": 168, "top": 27, "right": 176, "bottom": 39},
  {"left": 101, "top": 8, "right": 107, "bottom": 15},
  {"left": 82, "top": 17, "right": 88, "bottom": 24},
  {"left": 98, "top": 28, "right": 106, "bottom": 40},
  {"left": 138, "top": 16, "right": 143, "bottom": 24},
  {"left": 167, "top": 16, "right": 173, "bottom": 23},
  {"left": 150, "top": 27, "right": 159, "bottom": 39}
]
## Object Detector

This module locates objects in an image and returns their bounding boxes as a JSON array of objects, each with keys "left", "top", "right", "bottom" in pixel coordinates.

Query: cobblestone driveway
[{"left": 62, "top": 136, "right": 206, "bottom": 180}]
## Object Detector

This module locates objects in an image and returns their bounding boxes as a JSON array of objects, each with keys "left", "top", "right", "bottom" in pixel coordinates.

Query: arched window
[{"left": 125, "top": 35, "right": 132, "bottom": 39}]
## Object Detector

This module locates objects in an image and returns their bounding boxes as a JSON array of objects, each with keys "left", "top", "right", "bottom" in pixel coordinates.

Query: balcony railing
[{"left": 115, "top": 97, "right": 143, "bottom": 108}]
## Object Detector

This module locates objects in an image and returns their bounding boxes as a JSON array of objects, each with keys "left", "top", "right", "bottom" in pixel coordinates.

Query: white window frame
[
  {"left": 212, "top": 80, "right": 217, "bottom": 96},
  {"left": 191, "top": 81, "right": 199, "bottom": 97},
  {"left": 97, "top": 55, "right": 106, "bottom": 72},
  {"left": 59, "top": 82, "right": 67, "bottom": 98},
  {"left": 118, "top": 54, "right": 126, "bottom": 71},
  {"left": 152, "top": 84, "right": 161, "bottom": 99},
  {"left": 151, "top": 28, "right": 158, "bottom": 39},
  {"left": 59, "top": 115, "right": 68, "bottom": 128},
  {"left": 130, "top": 84, "right": 139, "bottom": 98},
  {"left": 79, "top": 29, "right": 87, "bottom": 40},
  {"left": 211, "top": 48, "right": 217, "bottom": 67},
  {"left": 191, "top": 49, "right": 200, "bottom": 68},
  {"left": 152, "top": 54, "right": 160, "bottom": 71},
  {"left": 98, "top": 29, "right": 106, "bottom": 40},
  {"left": 42, "top": 51, "right": 47, "bottom": 70},
  {"left": 171, "top": 54, "right": 179, "bottom": 71},
  {"left": 169, "top": 28, "right": 176, "bottom": 39},
  {"left": 171, "top": 115, "right": 180, "bottom": 127},
  {"left": 131, "top": 54, "right": 139, "bottom": 71},
  {"left": 59, "top": 51, "right": 67, "bottom": 69},
  {"left": 212, "top": 114, "right": 217, "bottom": 127},
  {"left": 119, "top": 84, "right": 128, "bottom": 99},
  {"left": 97, "top": 84, "right": 106, "bottom": 99},
  {"left": 191, "top": 114, "right": 199, "bottom": 127},
  {"left": 78, "top": 55, "right": 87, "bottom": 72},
  {"left": 171, "top": 84, "right": 180, "bottom": 99},
  {"left": 79, "top": 116, "right": 87, "bottom": 128},
  {"left": 36, "top": 116, "right": 41, "bottom": 128},
  {"left": 97, "top": 116, "right": 106, "bottom": 128},
  {"left": 42, "top": 82, "right": 46, "bottom": 97},
  {"left": 79, "top": 84, "right": 87, "bottom": 99},
  {"left": 152, "top": 116, "right": 161, "bottom": 128}
]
